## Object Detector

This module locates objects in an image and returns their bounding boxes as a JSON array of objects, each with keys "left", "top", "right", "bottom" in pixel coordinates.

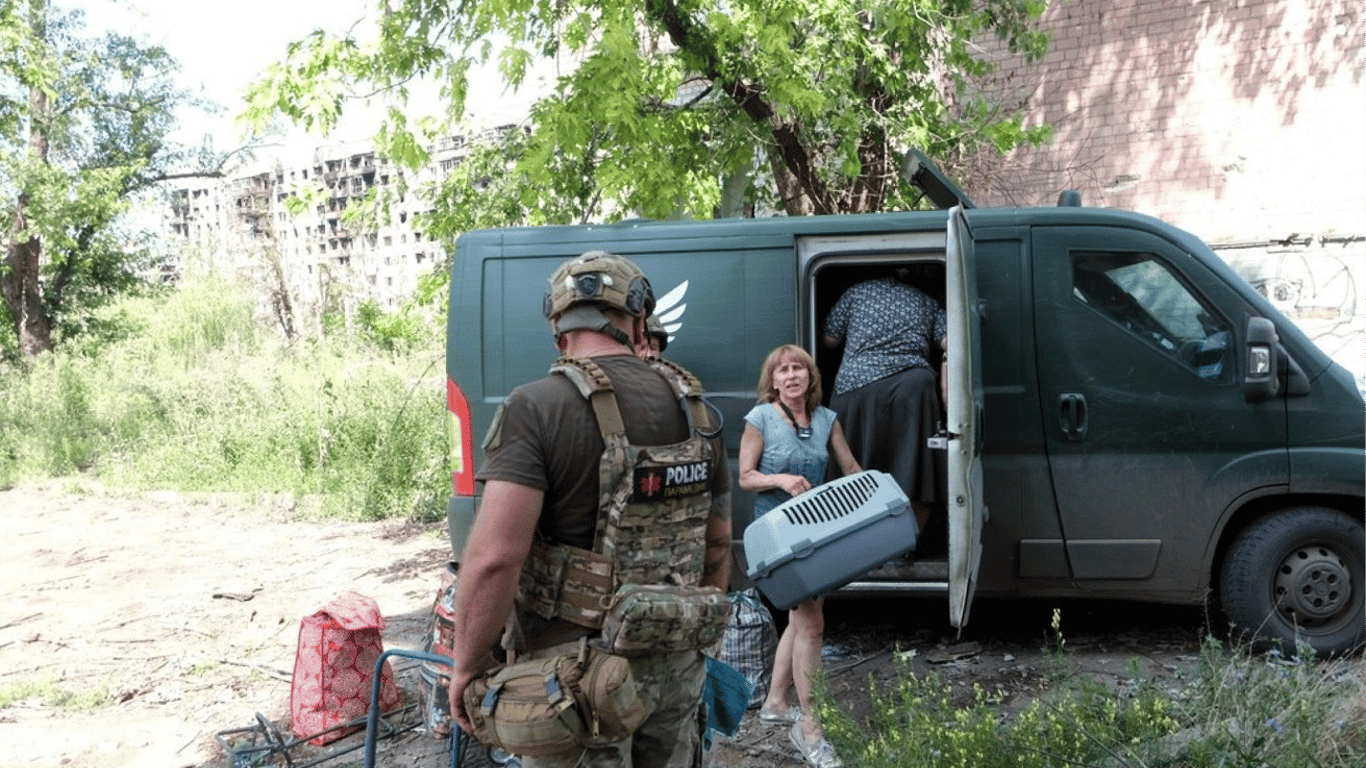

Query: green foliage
[
  {"left": 1, "top": 1, "right": 209, "bottom": 356},
  {"left": 818, "top": 630, "right": 1364, "bottom": 768},
  {"left": 423, "top": 123, "right": 606, "bottom": 234},
  {"left": 355, "top": 297, "right": 431, "bottom": 353},
  {"left": 244, "top": 0, "right": 1053, "bottom": 224},
  {"left": 1177, "top": 636, "right": 1366, "bottom": 768},
  {"left": 821, "top": 651, "right": 1178, "bottom": 768},
  {"left": 0, "top": 274, "right": 448, "bottom": 522}
]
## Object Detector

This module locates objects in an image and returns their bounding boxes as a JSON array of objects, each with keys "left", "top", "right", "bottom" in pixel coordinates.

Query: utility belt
[
  {"left": 467, "top": 573, "right": 730, "bottom": 758},
  {"left": 464, "top": 638, "right": 646, "bottom": 758},
  {"left": 519, "top": 539, "right": 731, "bottom": 656}
]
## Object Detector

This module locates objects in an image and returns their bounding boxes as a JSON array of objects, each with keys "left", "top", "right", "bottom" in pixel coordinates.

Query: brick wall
[{"left": 976, "top": 0, "right": 1365, "bottom": 390}]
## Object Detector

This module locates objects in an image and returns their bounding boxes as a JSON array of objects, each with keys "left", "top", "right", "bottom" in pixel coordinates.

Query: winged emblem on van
[{"left": 654, "top": 281, "right": 688, "bottom": 344}]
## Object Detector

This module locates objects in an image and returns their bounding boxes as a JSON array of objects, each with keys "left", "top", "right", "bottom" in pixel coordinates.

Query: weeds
[
  {"left": 0, "top": 273, "right": 448, "bottom": 522},
  {"left": 0, "top": 675, "right": 113, "bottom": 711},
  {"left": 821, "top": 624, "right": 1364, "bottom": 768},
  {"left": 1178, "top": 636, "right": 1365, "bottom": 768}
]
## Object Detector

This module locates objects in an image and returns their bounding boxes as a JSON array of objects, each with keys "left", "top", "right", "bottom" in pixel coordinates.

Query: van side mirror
[
  {"left": 1245, "top": 317, "right": 1279, "bottom": 402},
  {"left": 1057, "top": 190, "right": 1082, "bottom": 207}
]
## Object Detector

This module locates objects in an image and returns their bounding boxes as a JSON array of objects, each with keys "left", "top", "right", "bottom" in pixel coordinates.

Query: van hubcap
[{"left": 1274, "top": 544, "right": 1351, "bottom": 624}]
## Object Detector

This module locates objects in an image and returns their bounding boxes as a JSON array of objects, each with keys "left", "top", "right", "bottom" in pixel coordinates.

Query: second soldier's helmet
[
  {"left": 543, "top": 251, "right": 655, "bottom": 321},
  {"left": 646, "top": 314, "right": 669, "bottom": 352}
]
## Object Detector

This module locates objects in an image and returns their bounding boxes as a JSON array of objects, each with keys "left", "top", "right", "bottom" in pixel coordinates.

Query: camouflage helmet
[
  {"left": 543, "top": 251, "right": 655, "bottom": 320},
  {"left": 645, "top": 314, "right": 669, "bottom": 352}
]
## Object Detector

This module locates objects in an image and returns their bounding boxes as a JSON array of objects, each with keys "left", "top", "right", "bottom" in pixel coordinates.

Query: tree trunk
[
  {"left": 266, "top": 247, "right": 297, "bottom": 341},
  {"left": 2, "top": 0, "right": 55, "bottom": 356},
  {"left": 3, "top": 201, "right": 52, "bottom": 357}
]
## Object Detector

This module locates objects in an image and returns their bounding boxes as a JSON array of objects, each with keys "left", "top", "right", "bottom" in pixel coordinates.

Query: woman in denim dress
[{"left": 738, "top": 344, "right": 860, "bottom": 768}]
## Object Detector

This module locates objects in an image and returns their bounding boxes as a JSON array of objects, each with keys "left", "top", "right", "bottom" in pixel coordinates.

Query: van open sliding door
[{"left": 945, "top": 206, "right": 987, "bottom": 628}]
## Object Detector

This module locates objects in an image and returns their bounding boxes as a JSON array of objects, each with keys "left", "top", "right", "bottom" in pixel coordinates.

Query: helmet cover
[
  {"left": 543, "top": 251, "right": 655, "bottom": 320},
  {"left": 645, "top": 314, "right": 669, "bottom": 352}
]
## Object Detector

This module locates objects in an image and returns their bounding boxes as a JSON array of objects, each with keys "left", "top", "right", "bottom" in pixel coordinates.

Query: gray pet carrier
[{"left": 743, "top": 470, "right": 918, "bottom": 609}]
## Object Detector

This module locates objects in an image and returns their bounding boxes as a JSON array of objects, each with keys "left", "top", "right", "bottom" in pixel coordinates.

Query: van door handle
[{"left": 1059, "top": 393, "right": 1088, "bottom": 441}]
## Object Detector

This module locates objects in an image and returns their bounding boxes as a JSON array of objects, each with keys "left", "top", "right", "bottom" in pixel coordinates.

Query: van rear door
[{"left": 946, "top": 206, "right": 987, "bottom": 628}]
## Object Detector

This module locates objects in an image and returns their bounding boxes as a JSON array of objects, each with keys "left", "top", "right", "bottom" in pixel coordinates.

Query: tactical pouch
[
  {"left": 577, "top": 646, "right": 648, "bottom": 745},
  {"left": 463, "top": 644, "right": 645, "bottom": 756},
  {"left": 519, "top": 539, "right": 615, "bottom": 629},
  {"left": 600, "top": 584, "right": 731, "bottom": 657}
]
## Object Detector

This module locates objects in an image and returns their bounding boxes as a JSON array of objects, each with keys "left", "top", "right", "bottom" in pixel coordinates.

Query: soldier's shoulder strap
[
  {"left": 647, "top": 358, "right": 716, "bottom": 437},
  {"left": 549, "top": 356, "right": 624, "bottom": 438},
  {"left": 646, "top": 357, "right": 704, "bottom": 399}
]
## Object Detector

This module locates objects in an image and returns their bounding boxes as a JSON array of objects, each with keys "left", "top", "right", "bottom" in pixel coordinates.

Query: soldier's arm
[
  {"left": 701, "top": 490, "right": 732, "bottom": 590},
  {"left": 447, "top": 479, "right": 543, "bottom": 734}
]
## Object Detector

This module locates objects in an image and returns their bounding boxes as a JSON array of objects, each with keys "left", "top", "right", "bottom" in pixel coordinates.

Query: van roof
[{"left": 459, "top": 205, "right": 1196, "bottom": 251}]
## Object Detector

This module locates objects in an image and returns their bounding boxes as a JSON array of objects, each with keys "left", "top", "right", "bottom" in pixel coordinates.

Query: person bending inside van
[{"left": 822, "top": 268, "right": 946, "bottom": 542}]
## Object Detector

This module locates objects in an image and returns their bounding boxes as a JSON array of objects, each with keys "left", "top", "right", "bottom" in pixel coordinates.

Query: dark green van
[{"left": 443, "top": 201, "right": 1365, "bottom": 655}]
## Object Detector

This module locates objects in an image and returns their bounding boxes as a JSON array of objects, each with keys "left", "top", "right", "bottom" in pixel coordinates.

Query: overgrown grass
[
  {"left": 1177, "top": 637, "right": 1366, "bottom": 768},
  {"left": 819, "top": 626, "right": 1365, "bottom": 768},
  {"left": 0, "top": 675, "right": 114, "bottom": 711},
  {"left": 0, "top": 274, "right": 449, "bottom": 522}
]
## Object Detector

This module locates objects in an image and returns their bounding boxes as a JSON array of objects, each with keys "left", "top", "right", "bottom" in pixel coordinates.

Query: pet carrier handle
[
  {"left": 750, "top": 536, "right": 815, "bottom": 578},
  {"left": 364, "top": 648, "right": 462, "bottom": 768}
]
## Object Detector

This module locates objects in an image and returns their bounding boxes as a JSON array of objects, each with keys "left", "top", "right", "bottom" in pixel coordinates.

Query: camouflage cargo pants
[{"left": 521, "top": 643, "right": 706, "bottom": 768}]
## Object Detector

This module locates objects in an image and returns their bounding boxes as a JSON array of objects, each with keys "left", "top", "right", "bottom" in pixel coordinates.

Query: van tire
[{"left": 1219, "top": 507, "right": 1364, "bottom": 656}]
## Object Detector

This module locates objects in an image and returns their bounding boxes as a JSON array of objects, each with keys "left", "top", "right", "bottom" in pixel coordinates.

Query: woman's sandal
[
  {"left": 789, "top": 721, "right": 842, "bottom": 768},
  {"left": 757, "top": 705, "right": 801, "bottom": 724}
]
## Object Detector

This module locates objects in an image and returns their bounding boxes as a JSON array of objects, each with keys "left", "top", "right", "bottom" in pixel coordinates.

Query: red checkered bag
[{"left": 289, "top": 592, "right": 402, "bottom": 745}]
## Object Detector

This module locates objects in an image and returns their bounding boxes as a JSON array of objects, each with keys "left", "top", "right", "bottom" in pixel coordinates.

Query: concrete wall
[{"left": 977, "top": 0, "right": 1365, "bottom": 391}]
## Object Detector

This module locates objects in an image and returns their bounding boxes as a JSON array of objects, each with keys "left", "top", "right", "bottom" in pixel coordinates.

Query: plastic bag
[
  {"left": 716, "top": 588, "right": 777, "bottom": 708},
  {"left": 288, "top": 592, "right": 402, "bottom": 744}
]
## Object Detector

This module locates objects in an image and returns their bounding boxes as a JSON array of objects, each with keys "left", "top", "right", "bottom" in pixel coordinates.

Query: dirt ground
[{"left": 0, "top": 483, "right": 1209, "bottom": 768}]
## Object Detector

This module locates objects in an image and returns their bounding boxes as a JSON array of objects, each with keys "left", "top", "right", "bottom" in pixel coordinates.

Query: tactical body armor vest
[{"left": 517, "top": 356, "right": 717, "bottom": 630}]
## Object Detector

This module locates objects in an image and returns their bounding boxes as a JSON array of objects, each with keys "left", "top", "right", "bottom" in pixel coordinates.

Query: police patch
[{"left": 632, "top": 460, "right": 709, "bottom": 503}]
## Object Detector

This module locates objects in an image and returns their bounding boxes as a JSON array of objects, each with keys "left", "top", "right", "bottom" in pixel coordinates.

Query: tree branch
[{"left": 644, "top": 0, "right": 839, "bottom": 214}]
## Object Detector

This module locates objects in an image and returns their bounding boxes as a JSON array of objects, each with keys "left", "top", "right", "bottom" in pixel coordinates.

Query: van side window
[{"left": 1071, "top": 251, "right": 1233, "bottom": 383}]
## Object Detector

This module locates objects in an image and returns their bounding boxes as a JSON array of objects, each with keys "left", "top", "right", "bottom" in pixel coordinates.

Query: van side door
[
  {"left": 946, "top": 207, "right": 987, "bottom": 626},
  {"left": 1030, "top": 225, "right": 1289, "bottom": 595}
]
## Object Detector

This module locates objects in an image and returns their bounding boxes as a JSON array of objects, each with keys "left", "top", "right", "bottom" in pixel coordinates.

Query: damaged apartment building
[{"left": 160, "top": 128, "right": 513, "bottom": 328}]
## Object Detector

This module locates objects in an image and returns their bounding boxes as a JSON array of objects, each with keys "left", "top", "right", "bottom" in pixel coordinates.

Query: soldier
[
  {"left": 636, "top": 314, "right": 670, "bottom": 361},
  {"left": 447, "top": 251, "right": 732, "bottom": 768}
]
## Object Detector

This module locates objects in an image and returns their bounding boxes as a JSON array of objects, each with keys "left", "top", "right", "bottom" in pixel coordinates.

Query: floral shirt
[{"left": 823, "top": 278, "right": 947, "bottom": 396}]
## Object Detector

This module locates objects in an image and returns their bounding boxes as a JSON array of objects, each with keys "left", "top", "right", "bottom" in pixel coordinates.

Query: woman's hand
[{"left": 777, "top": 473, "right": 811, "bottom": 497}]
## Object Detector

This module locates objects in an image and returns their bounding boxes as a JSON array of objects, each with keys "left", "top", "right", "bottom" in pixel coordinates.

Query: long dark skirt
[{"left": 830, "top": 366, "right": 946, "bottom": 506}]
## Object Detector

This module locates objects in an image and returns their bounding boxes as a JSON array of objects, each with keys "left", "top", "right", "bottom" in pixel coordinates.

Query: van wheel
[{"left": 1219, "top": 507, "right": 1364, "bottom": 656}]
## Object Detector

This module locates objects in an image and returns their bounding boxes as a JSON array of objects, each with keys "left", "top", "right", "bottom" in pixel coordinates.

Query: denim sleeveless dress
[{"left": 744, "top": 403, "right": 837, "bottom": 516}]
